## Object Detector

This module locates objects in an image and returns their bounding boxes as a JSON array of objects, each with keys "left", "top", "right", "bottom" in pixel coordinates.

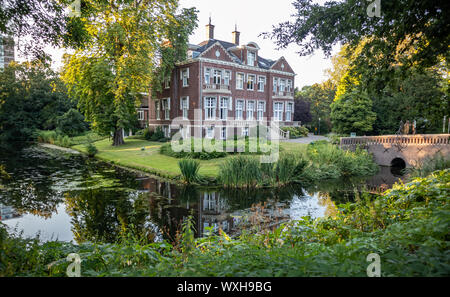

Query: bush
[
  {"left": 178, "top": 159, "right": 201, "bottom": 184},
  {"left": 56, "top": 109, "right": 88, "bottom": 137},
  {"left": 281, "top": 126, "right": 309, "bottom": 139},
  {"left": 150, "top": 127, "right": 165, "bottom": 141}
]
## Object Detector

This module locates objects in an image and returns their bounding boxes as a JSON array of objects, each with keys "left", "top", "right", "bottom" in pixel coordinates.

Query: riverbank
[
  {"left": 1, "top": 169, "right": 448, "bottom": 276},
  {"left": 70, "top": 138, "right": 310, "bottom": 182}
]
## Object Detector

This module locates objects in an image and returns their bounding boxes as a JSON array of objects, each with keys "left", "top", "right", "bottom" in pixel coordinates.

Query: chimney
[
  {"left": 206, "top": 17, "right": 215, "bottom": 40},
  {"left": 232, "top": 24, "right": 240, "bottom": 45}
]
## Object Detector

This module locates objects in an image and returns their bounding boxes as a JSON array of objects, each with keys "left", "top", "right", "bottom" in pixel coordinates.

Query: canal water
[{"left": 0, "top": 146, "right": 404, "bottom": 244}]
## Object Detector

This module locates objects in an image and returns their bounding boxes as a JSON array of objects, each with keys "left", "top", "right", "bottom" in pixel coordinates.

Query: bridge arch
[{"left": 390, "top": 157, "right": 406, "bottom": 169}]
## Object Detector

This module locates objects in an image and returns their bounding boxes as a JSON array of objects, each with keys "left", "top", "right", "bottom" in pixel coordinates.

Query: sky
[
  {"left": 23, "top": 0, "right": 340, "bottom": 89},
  {"left": 178, "top": 0, "right": 340, "bottom": 88}
]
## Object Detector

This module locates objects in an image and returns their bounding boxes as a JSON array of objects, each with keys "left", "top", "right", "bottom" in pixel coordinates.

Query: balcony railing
[
  {"left": 203, "top": 84, "right": 231, "bottom": 92},
  {"left": 272, "top": 90, "right": 294, "bottom": 98}
]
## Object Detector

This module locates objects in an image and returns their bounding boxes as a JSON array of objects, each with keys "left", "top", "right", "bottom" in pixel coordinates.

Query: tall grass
[
  {"left": 408, "top": 153, "right": 450, "bottom": 179},
  {"left": 218, "top": 154, "right": 308, "bottom": 188},
  {"left": 178, "top": 159, "right": 201, "bottom": 184}
]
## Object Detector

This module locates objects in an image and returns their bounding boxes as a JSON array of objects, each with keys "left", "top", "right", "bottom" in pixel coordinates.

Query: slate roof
[{"left": 193, "top": 39, "right": 277, "bottom": 70}]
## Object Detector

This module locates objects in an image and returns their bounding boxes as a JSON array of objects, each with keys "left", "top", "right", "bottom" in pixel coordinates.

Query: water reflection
[{"left": 0, "top": 146, "right": 404, "bottom": 244}]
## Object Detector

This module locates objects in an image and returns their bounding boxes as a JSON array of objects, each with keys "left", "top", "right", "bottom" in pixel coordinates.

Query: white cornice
[{"left": 176, "top": 57, "right": 296, "bottom": 77}]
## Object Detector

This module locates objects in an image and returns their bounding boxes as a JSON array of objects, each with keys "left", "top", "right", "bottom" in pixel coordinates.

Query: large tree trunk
[{"left": 113, "top": 128, "right": 125, "bottom": 146}]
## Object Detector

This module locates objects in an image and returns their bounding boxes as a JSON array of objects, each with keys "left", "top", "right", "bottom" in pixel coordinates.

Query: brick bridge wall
[{"left": 340, "top": 134, "right": 450, "bottom": 168}]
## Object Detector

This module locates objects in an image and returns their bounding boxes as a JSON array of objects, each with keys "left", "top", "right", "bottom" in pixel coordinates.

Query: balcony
[
  {"left": 203, "top": 83, "right": 231, "bottom": 94},
  {"left": 272, "top": 90, "right": 294, "bottom": 99}
]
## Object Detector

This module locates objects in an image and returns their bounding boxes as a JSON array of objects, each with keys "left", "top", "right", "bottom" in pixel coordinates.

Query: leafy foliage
[
  {"left": 1, "top": 170, "right": 448, "bottom": 276},
  {"left": 61, "top": 0, "right": 198, "bottom": 146},
  {"left": 56, "top": 108, "right": 89, "bottom": 137}
]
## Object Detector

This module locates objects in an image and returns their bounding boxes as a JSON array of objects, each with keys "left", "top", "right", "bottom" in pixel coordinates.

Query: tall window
[
  {"left": 274, "top": 102, "right": 283, "bottom": 121},
  {"left": 155, "top": 100, "right": 160, "bottom": 120},
  {"left": 181, "top": 97, "right": 188, "bottom": 119},
  {"left": 287, "top": 80, "right": 292, "bottom": 92},
  {"left": 236, "top": 100, "right": 244, "bottom": 120},
  {"left": 279, "top": 79, "right": 286, "bottom": 92},
  {"left": 181, "top": 68, "right": 189, "bottom": 87},
  {"left": 221, "top": 127, "right": 227, "bottom": 140},
  {"left": 162, "top": 98, "right": 170, "bottom": 120},
  {"left": 273, "top": 78, "right": 278, "bottom": 93},
  {"left": 258, "top": 76, "right": 266, "bottom": 92},
  {"left": 247, "top": 101, "right": 255, "bottom": 120},
  {"left": 205, "top": 97, "right": 216, "bottom": 120},
  {"left": 247, "top": 74, "right": 255, "bottom": 90},
  {"left": 257, "top": 101, "right": 265, "bottom": 121},
  {"left": 138, "top": 110, "right": 144, "bottom": 120},
  {"left": 220, "top": 97, "right": 229, "bottom": 120},
  {"left": 286, "top": 102, "right": 293, "bottom": 121},
  {"left": 164, "top": 77, "right": 170, "bottom": 89},
  {"left": 236, "top": 73, "right": 244, "bottom": 89},
  {"left": 247, "top": 51, "right": 256, "bottom": 66},
  {"left": 213, "top": 69, "right": 222, "bottom": 84},
  {"left": 204, "top": 68, "right": 211, "bottom": 84},
  {"left": 224, "top": 70, "right": 231, "bottom": 85}
]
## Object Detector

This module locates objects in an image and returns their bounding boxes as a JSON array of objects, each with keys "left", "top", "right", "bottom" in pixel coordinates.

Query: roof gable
[
  {"left": 199, "top": 41, "right": 235, "bottom": 62},
  {"left": 270, "top": 57, "right": 294, "bottom": 73}
]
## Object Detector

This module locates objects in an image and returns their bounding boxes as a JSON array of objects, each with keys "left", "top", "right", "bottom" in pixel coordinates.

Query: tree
[
  {"left": 293, "top": 95, "right": 312, "bottom": 124},
  {"left": 298, "top": 80, "right": 336, "bottom": 134},
  {"left": 331, "top": 90, "right": 376, "bottom": 135},
  {"left": 266, "top": 0, "right": 449, "bottom": 72},
  {"left": 0, "top": 0, "right": 88, "bottom": 58},
  {"left": 61, "top": 0, "right": 198, "bottom": 146},
  {"left": 0, "top": 60, "right": 73, "bottom": 148},
  {"left": 56, "top": 108, "right": 88, "bottom": 136}
]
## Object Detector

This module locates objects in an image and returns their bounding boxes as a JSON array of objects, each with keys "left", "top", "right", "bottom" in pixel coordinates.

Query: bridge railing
[{"left": 340, "top": 134, "right": 450, "bottom": 146}]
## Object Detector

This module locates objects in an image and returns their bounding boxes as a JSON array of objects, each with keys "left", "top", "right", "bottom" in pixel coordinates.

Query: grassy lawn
[{"left": 73, "top": 138, "right": 307, "bottom": 179}]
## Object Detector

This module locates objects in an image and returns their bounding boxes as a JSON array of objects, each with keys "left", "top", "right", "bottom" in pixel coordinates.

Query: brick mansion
[{"left": 138, "top": 19, "right": 297, "bottom": 139}]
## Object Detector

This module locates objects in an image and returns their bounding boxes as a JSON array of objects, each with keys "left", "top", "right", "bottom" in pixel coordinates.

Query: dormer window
[{"left": 247, "top": 51, "right": 256, "bottom": 66}]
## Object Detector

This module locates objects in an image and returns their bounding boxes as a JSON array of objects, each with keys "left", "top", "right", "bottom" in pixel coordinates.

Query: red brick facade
[{"left": 142, "top": 23, "right": 296, "bottom": 137}]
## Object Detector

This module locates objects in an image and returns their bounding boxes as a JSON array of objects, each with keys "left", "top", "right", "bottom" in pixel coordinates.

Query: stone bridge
[{"left": 340, "top": 134, "right": 450, "bottom": 168}]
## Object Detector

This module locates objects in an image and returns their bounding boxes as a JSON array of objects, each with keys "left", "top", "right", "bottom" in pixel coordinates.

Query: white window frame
[
  {"left": 257, "top": 76, "right": 266, "bottom": 92},
  {"left": 219, "top": 97, "right": 229, "bottom": 120},
  {"left": 274, "top": 102, "right": 284, "bottom": 122},
  {"left": 213, "top": 69, "right": 222, "bottom": 85},
  {"left": 235, "top": 99, "right": 244, "bottom": 120},
  {"left": 181, "top": 68, "right": 189, "bottom": 87},
  {"left": 220, "top": 127, "right": 227, "bottom": 140},
  {"left": 247, "top": 74, "right": 255, "bottom": 91},
  {"left": 138, "top": 110, "right": 144, "bottom": 121},
  {"left": 204, "top": 97, "right": 217, "bottom": 120},
  {"left": 257, "top": 101, "right": 265, "bottom": 121},
  {"left": 224, "top": 70, "right": 231, "bottom": 86},
  {"left": 286, "top": 102, "right": 293, "bottom": 122},
  {"left": 279, "top": 79, "right": 286, "bottom": 92},
  {"left": 273, "top": 78, "right": 278, "bottom": 93},
  {"left": 246, "top": 100, "right": 255, "bottom": 121},
  {"left": 236, "top": 72, "right": 244, "bottom": 90},
  {"left": 204, "top": 68, "right": 211, "bottom": 84},
  {"left": 181, "top": 97, "right": 189, "bottom": 119},
  {"left": 242, "top": 126, "right": 249, "bottom": 137},
  {"left": 162, "top": 98, "right": 170, "bottom": 120},
  {"left": 155, "top": 100, "right": 160, "bottom": 120},
  {"left": 247, "top": 51, "right": 256, "bottom": 66},
  {"left": 164, "top": 77, "right": 170, "bottom": 89}
]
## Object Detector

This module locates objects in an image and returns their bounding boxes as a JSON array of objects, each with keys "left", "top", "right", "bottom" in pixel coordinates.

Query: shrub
[
  {"left": 143, "top": 129, "right": 154, "bottom": 141},
  {"left": 281, "top": 126, "right": 309, "bottom": 138},
  {"left": 178, "top": 159, "right": 201, "bottom": 184},
  {"left": 56, "top": 109, "right": 88, "bottom": 137},
  {"left": 150, "top": 127, "right": 165, "bottom": 141}
]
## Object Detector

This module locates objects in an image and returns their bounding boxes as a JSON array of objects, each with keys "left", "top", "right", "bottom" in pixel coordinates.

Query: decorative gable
[
  {"left": 199, "top": 42, "right": 234, "bottom": 62},
  {"left": 270, "top": 57, "right": 294, "bottom": 73}
]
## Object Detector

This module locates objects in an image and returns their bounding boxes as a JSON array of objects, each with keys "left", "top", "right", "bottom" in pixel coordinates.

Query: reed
[{"left": 178, "top": 159, "right": 201, "bottom": 184}]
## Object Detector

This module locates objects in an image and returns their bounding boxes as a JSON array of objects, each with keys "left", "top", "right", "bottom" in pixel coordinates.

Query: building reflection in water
[{"left": 0, "top": 203, "right": 21, "bottom": 221}]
